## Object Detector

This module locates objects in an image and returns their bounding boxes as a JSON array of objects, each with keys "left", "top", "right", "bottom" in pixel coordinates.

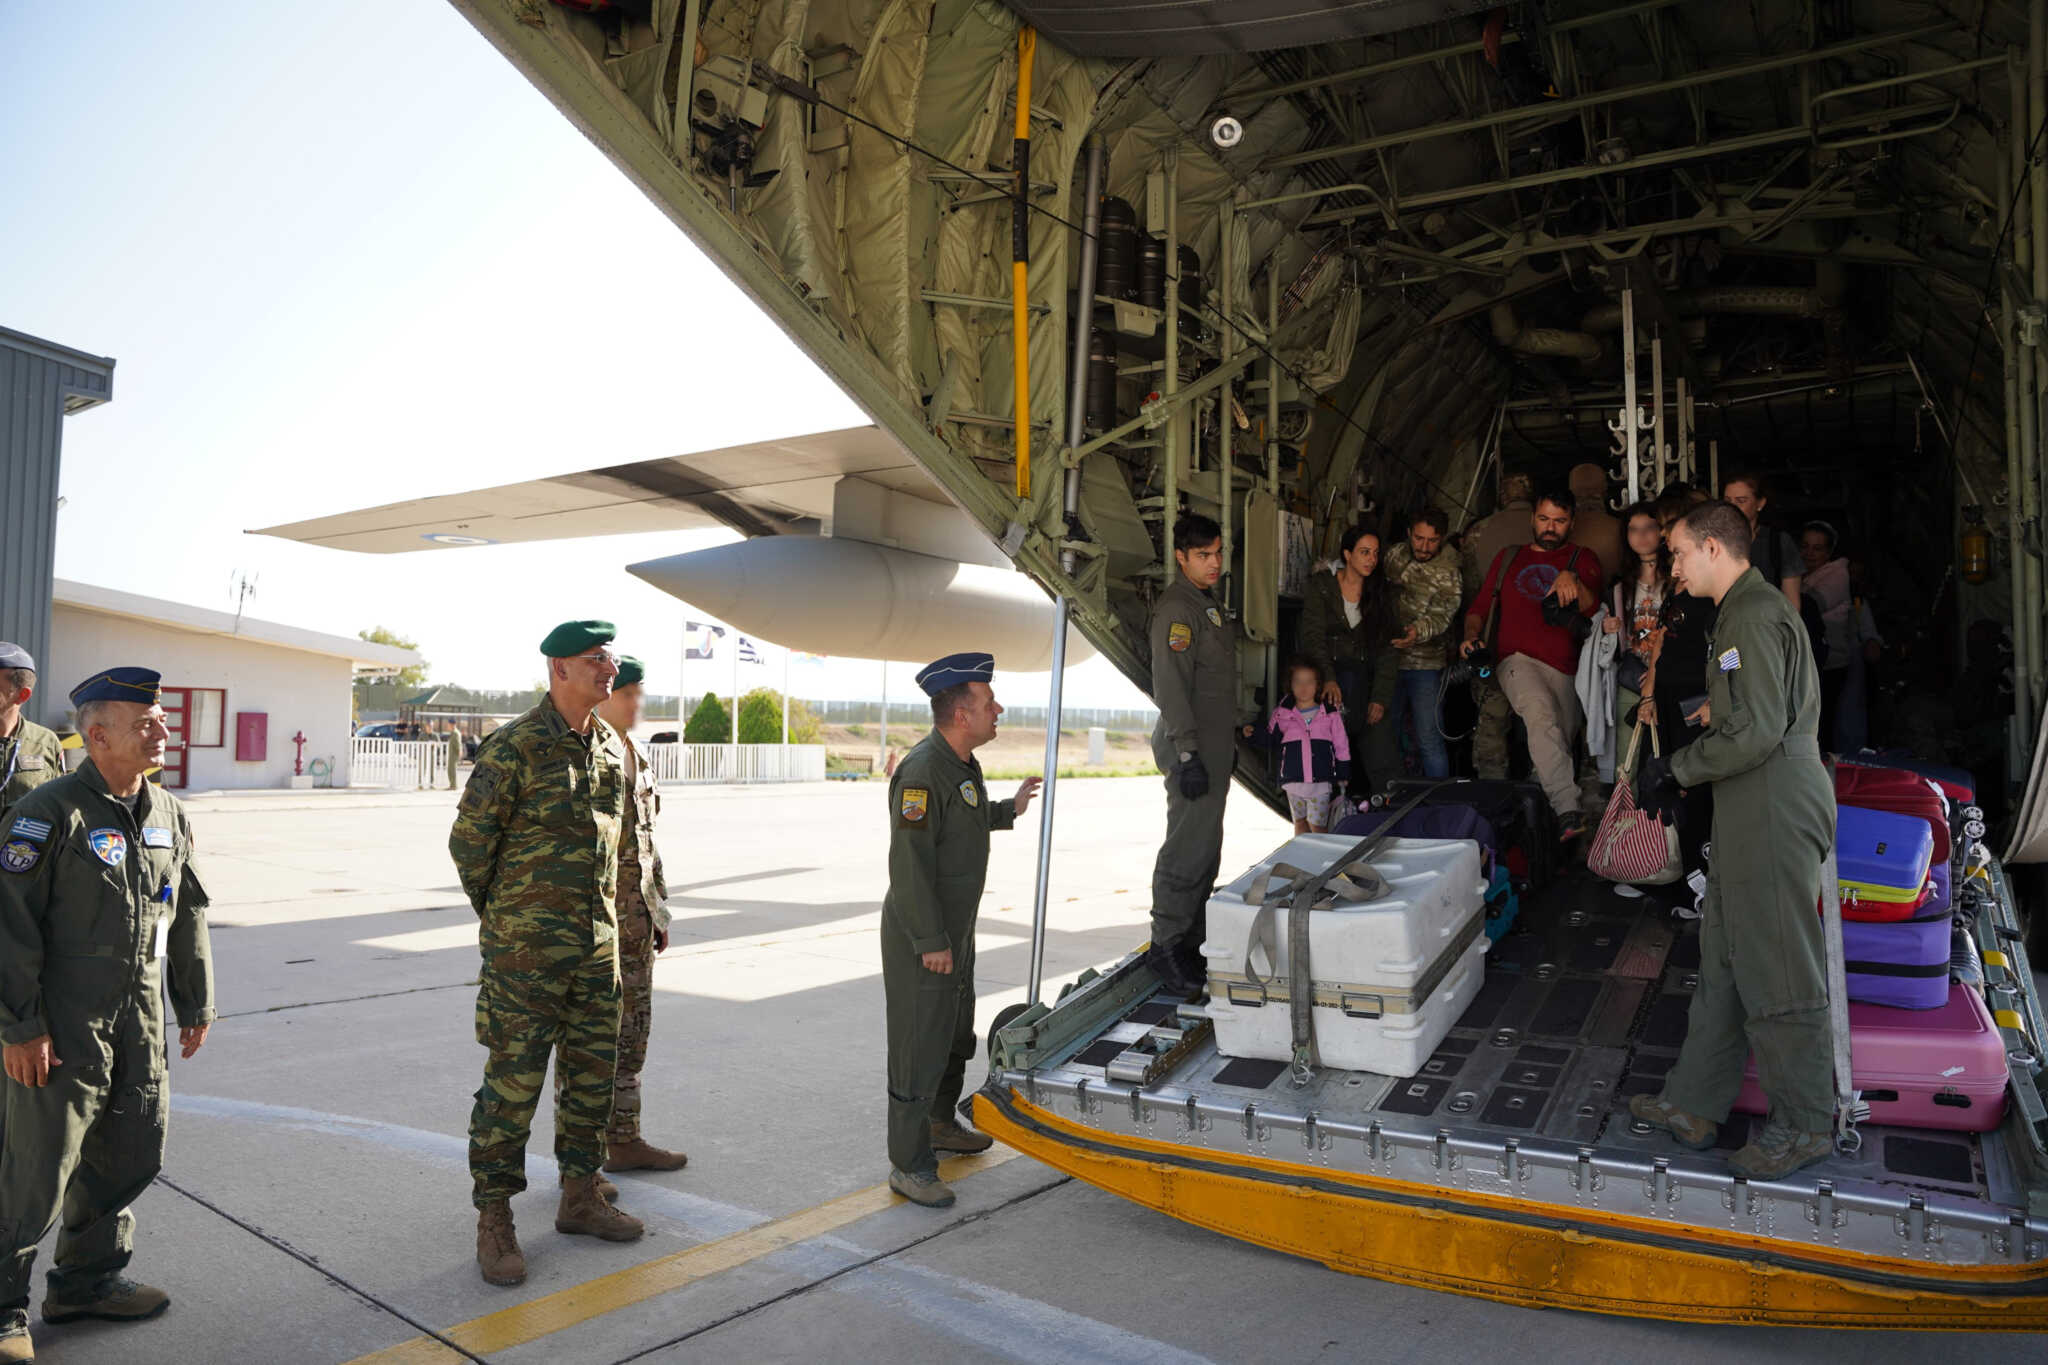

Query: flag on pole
[
  {"left": 737, "top": 635, "right": 764, "bottom": 665},
  {"left": 793, "top": 650, "right": 827, "bottom": 662},
  {"left": 685, "top": 621, "right": 725, "bottom": 660}
]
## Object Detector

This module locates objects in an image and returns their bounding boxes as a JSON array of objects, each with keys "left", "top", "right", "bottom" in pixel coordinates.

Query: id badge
[{"left": 153, "top": 918, "right": 169, "bottom": 960}]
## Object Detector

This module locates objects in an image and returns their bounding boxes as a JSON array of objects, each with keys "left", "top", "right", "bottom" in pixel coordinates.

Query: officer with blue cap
[
  {"left": 1, "top": 667, "right": 215, "bottom": 1360},
  {"left": 880, "top": 653, "right": 1040, "bottom": 1208},
  {"left": 0, "top": 645, "right": 64, "bottom": 822}
]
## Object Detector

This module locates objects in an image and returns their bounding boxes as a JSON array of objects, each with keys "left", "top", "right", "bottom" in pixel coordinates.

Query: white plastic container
[{"left": 1201, "top": 835, "right": 1489, "bottom": 1078}]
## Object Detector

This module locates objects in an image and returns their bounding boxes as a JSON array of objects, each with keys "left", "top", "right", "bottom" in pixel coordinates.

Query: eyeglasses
[{"left": 571, "top": 650, "right": 619, "bottom": 667}]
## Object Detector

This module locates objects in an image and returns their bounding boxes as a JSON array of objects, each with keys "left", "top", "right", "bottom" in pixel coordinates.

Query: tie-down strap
[{"left": 1218, "top": 910, "right": 1484, "bottom": 1019}]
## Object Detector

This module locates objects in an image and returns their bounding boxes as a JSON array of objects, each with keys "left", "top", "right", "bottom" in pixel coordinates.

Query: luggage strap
[
  {"left": 1821, "top": 760, "right": 1871, "bottom": 1154},
  {"left": 1218, "top": 912, "right": 1485, "bottom": 1017},
  {"left": 1239, "top": 781, "right": 1449, "bottom": 1088}
]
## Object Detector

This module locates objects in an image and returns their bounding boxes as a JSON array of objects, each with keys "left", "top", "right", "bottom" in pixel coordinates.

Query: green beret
[
  {"left": 614, "top": 655, "right": 645, "bottom": 687},
  {"left": 539, "top": 620, "right": 616, "bottom": 658}
]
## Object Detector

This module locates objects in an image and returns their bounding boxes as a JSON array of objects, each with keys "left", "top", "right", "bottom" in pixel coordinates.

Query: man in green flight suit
[
  {"left": 0, "top": 645, "right": 65, "bottom": 823},
  {"left": 883, "top": 652, "right": 1040, "bottom": 1209},
  {"left": 451, "top": 620, "right": 640, "bottom": 1288},
  {"left": 0, "top": 667, "right": 215, "bottom": 1364},
  {"left": 1147, "top": 513, "right": 1239, "bottom": 997},
  {"left": 1630, "top": 500, "right": 1839, "bottom": 1180}
]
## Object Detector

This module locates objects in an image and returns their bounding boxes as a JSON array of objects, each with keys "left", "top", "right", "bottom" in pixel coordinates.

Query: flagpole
[
  {"left": 730, "top": 627, "right": 740, "bottom": 750},
  {"left": 782, "top": 647, "right": 791, "bottom": 746},
  {"left": 879, "top": 660, "right": 888, "bottom": 772}
]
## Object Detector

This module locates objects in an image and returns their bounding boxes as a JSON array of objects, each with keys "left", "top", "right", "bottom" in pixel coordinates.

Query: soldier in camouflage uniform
[
  {"left": 587, "top": 656, "right": 684, "bottom": 1174},
  {"left": 1, "top": 668, "right": 214, "bottom": 1365},
  {"left": 450, "top": 620, "right": 640, "bottom": 1288},
  {"left": 882, "top": 653, "right": 1039, "bottom": 1209},
  {"left": 0, "top": 646, "right": 64, "bottom": 824},
  {"left": 1382, "top": 508, "right": 1464, "bottom": 779}
]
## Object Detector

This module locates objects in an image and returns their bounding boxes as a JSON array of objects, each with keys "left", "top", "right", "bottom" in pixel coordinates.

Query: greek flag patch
[
  {"left": 1717, "top": 648, "right": 1742, "bottom": 673},
  {"left": 8, "top": 817, "right": 52, "bottom": 844}
]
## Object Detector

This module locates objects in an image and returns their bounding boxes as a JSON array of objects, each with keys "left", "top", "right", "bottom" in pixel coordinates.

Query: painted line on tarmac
[{"left": 181, "top": 1095, "right": 1214, "bottom": 1365}]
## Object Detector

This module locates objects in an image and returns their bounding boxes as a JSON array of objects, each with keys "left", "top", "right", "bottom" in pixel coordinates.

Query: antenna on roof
[{"left": 230, "top": 570, "right": 258, "bottom": 632}]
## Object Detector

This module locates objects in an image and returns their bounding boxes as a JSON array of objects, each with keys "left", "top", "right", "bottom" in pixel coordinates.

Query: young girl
[
  {"left": 1603, "top": 502, "right": 1671, "bottom": 745},
  {"left": 1246, "top": 656, "right": 1352, "bottom": 833}
]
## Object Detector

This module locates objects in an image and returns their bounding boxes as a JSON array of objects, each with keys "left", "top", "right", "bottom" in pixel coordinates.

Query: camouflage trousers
[
  {"left": 1471, "top": 676, "right": 1513, "bottom": 779},
  {"left": 604, "top": 890, "right": 655, "bottom": 1144},
  {"left": 469, "top": 918, "right": 621, "bottom": 1207}
]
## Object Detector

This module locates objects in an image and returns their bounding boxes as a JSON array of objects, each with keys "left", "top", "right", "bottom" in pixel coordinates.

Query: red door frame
[{"left": 158, "top": 686, "right": 190, "bottom": 789}]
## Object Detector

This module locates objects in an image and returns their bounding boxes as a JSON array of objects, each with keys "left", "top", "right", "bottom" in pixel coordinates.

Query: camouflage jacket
[
  {"left": 1, "top": 718, "right": 64, "bottom": 822},
  {"left": 1383, "top": 540, "right": 1466, "bottom": 671},
  {"left": 620, "top": 735, "right": 670, "bottom": 932},
  {"left": 0, "top": 758, "right": 214, "bottom": 1044},
  {"left": 883, "top": 730, "right": 1017, "bottom": 964},
  {"left": 450, "top": 694, "right": 626, "bottom": 949}
]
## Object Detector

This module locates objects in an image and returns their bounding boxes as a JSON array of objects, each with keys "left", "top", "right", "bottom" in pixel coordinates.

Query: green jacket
[
  {"left": 450, "top": 694, "right": 626, "bottom": 947},
  {"left": 1670, "top": 569, "right": 1834, "bottom": 831},
  {"left": 883, "top": 730, "right": 1016, "bottom": 960},
  {"left": 1297, "top": 568, "right": 1396, "bottom": 709},
  {"left": 621, "top": 735, "right": 670, "bottom": 932},
  {"left": 1149, "top": 575, "right": 1239, "bottom": 765},
  {"left": 1383, "top": 541, "right": 1465, "bottom": 671},
  {"left": 0, "top": 758, "right": 215, "bottom": 1045},
  {"left": 0, "top": 718, "right": 64, "bottom": 821}
]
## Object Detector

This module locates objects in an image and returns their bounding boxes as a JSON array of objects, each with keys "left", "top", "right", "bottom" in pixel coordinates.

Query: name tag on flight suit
[{"left": 153, "top": 917, "right": 169, "bottom": 960}]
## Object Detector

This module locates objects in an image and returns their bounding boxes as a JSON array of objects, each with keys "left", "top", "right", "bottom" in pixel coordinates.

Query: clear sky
[{"left": 0, "top": 1, "right": 1151, "bottom": 714}]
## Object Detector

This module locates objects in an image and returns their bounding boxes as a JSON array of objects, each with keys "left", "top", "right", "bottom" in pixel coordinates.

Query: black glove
[
  {"left": 1634, "top": 755, "right": 1684, "bottom": 826},
  {"left": 1177, "top": 754, "right": 1211, "bottom": 800}
]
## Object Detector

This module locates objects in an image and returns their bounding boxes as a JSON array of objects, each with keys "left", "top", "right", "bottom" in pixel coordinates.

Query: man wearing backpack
[{"left": 1462, "top": 487, "right": 1605, "bottom": 839}]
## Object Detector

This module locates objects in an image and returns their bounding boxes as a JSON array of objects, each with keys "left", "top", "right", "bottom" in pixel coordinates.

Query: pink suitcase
[{"left": 1733, "top": 981, "right": 2008, "bottom": 1132}]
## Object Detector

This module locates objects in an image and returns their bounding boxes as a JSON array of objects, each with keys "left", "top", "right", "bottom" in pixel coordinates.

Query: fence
[
  {"left": 349, "top": 738, "right": 453, "bottom": 790},
  {"left": 645, "top": 743, "right": 826, "bottom": 785}
]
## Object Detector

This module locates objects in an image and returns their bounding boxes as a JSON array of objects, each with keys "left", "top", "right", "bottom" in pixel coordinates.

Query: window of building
[{"left": 163, "top": 686, "right": 227, "bottom": 747}]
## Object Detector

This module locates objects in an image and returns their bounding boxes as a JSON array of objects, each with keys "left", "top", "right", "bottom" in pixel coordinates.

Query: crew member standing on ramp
[
  {"left": 0, "top": 668, "right": 214, "bottom": 1364},
  {"left": 0, "top": 645, "right": 63, "bottom": 823},
  {"left": 1147, "top": 514, "right": 1238, "bottom": 997},
  {"left": 882, "top": 653, "right": 1039, "bottom": 1209},
  {"left": 452, "top": 620, "right": 640, "bottom": 1288},
  {"left": 1630, "top": 501, "right": 1838, "bottom": 1180}
]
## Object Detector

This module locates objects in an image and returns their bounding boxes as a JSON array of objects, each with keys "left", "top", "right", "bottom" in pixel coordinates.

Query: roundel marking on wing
[{"left": 423, "top": 533, "right": 497, "bottom": 546}]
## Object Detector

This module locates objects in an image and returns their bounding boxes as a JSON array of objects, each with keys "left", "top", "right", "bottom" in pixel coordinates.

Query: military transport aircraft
[{"left": 257, "top": 0, "right": 2048, "bottom": 1328}]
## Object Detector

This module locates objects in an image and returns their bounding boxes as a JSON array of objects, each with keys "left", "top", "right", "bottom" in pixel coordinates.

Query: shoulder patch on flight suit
[
  {"left": 958, "top": 780, "right": 980, "bottom": 808},
  {"left": 1167, "top": 622, "right": 1193, "bottom": 652},
  {"left": 900, "top": 787, "right": 929, "bottom": 823},
  {"left": 0, "top": 840, "right": 38, "bottom": 872},
  {"left": 1717, "top": 647, "right": 1742, "bottom": 672},
  {"left": 8, "top": 817, "right": 52, "bottom": 843},
  {"left": 88, "top": 829, "right": 128, "bottom": 867},
  {"left": 1205, "top": 606, "right": 1223, "bottom": 627}
]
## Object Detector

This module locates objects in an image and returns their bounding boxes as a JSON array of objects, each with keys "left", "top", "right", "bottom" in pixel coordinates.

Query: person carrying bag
[{"left": 1587, "top": 718, "right": 1682, "bottom": 885}]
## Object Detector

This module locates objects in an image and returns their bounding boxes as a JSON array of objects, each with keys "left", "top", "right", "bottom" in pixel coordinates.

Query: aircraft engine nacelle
[{"left": 626, "top": 538, "right": 1095, "bottom": 671}]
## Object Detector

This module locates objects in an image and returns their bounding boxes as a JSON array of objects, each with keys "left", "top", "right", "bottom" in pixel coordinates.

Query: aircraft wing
[{"left": 250, "top": 425, "right": 937, "bottom": 550}]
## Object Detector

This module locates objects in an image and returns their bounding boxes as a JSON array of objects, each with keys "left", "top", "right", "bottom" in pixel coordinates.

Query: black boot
[{"left": 1146, "top": 939, "right": 1199, "bottom": 997}]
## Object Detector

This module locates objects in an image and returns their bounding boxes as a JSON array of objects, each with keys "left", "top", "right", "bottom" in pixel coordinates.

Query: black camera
[{"left": 1446, "top": 645, "right": 1494, "bottom": 687}]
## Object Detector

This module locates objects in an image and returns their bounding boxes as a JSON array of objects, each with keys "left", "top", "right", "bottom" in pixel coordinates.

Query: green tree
[
  {"left": 736, "top": 688, "right": 823, "bottom": 744},
  {"left": 359, "top": 626, "right": 430, "bottom": 690},
  {"left": 683, "top": 693, "right": 732, "bottom": 743}
]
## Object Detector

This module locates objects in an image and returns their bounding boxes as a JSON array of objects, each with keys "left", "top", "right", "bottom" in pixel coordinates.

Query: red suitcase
[
  {"left": 1834, "top": 765, "right": 1951, "bottom": 865},
  {"left": 1841, "top": 755, "right": 1975, "bottom": 807}
]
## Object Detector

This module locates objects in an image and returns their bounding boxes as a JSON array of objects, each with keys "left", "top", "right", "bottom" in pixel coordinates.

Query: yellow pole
[{"left": 1011, "top": 25, "right": 1036, "bottom": 498}]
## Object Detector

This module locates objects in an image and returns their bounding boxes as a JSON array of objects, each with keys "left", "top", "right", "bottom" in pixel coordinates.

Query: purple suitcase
[
  {"left": 1333, "top": 803, "right": 1497, "bottom": 851},
  {"left": 1843, "top": 915, "right": 1953, "bottom": 1009},
  {"left": 1907, "top": 862, "right": 1952, "bottom": 922}
]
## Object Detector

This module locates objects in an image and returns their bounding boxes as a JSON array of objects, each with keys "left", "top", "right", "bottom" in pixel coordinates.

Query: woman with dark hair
[
  {"left": 1603, "top": 502, "right": 1672, "bottom": 747},
  {"left": 1299, "top": 523, "right": 1398, "bottom": 799},
  {"left": 1638, "top": 495, "right": 1717, "bottom": 907}
]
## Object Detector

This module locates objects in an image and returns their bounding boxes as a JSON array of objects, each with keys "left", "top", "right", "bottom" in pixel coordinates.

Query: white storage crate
[{"left": 1201, "top": 834, "right": 1489, "bottom": 1078}]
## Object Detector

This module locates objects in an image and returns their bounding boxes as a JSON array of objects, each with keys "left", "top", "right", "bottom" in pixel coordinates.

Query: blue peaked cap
[
  {"left": 69, "top": 667, "right": 162, "bottom": 707},
  {"left": 915, "top": 652, "right": 994, "bottom": 697}
]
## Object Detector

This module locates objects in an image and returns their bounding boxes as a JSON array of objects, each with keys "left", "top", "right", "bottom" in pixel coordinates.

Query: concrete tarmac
[{"left": 15, "top": 776, "right": 2037, "bottom": 1362}]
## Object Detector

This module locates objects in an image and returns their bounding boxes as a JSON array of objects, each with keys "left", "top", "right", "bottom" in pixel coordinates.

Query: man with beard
[
  {"left": 1382, "top": 508, "right": 1462, "bottom": 779},
  {"left": 1462, "top": 487, "right": 1605, "bottom": 838}
]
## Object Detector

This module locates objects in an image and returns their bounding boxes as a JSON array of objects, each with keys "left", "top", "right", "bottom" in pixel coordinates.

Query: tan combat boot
[
  {"left": 1627, "top": 1092, "right": 1718, "bottom": 1151},
  {"left": 476, "top": 1201, "right": 527, "bottom": 1287},
  {"left": 560, "top": 1170, "right": 620, "bottom": 1200},
  {"left": 0, "top": 1308, "right": 31, "bottom": 1363},
  {"left": 40, "top": 1276, "right": 167, "bottom": 1324},
  {"left": 929, "top": 1119, "right": 993, "bottom": 1154},
  {"left": 605, "top": 1138, "right": 688, "bottom": 1172},
  {"left": 555, "top": 1174, "right": 646, "bottom": 1242}
]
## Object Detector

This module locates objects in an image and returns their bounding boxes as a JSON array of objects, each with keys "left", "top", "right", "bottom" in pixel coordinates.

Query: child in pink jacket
[{"left": 1245, "top": 656, "right": 1353, "bottom": 833}]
